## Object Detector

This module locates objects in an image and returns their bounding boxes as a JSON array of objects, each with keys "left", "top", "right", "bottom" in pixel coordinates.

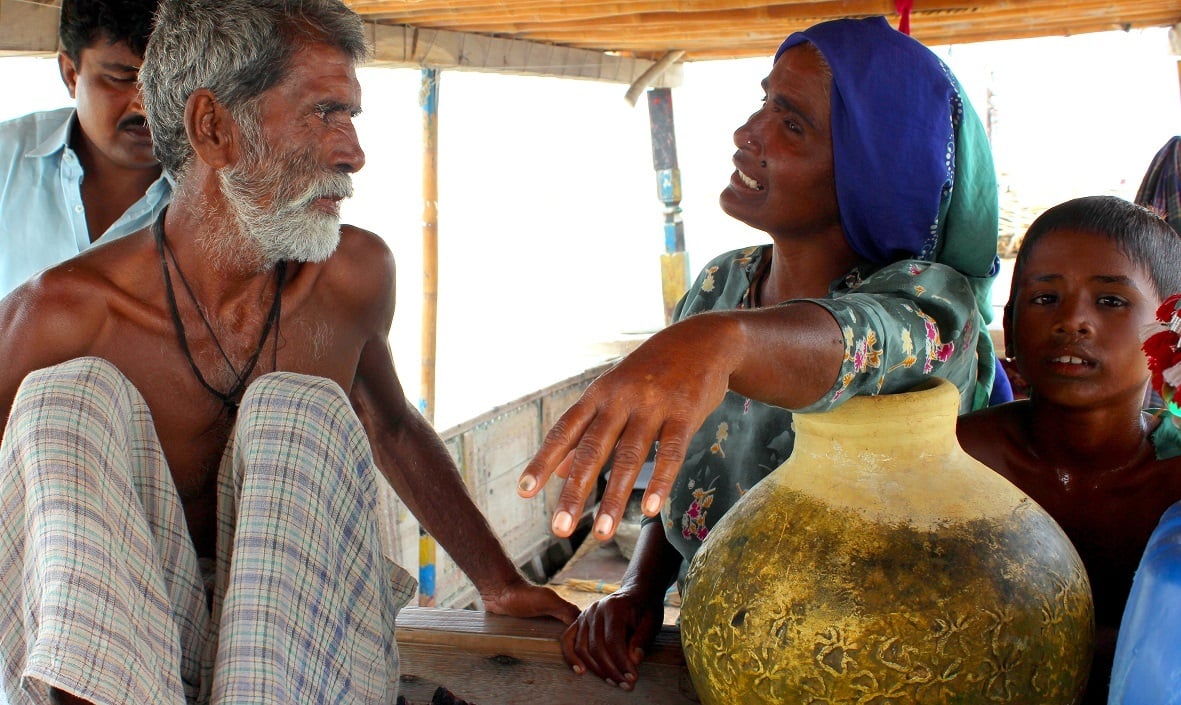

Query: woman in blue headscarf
[{"left": 517, "top": 16, "right": 1001, "bottom": 689}]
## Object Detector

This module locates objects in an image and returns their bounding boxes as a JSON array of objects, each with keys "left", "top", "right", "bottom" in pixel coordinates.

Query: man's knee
[
  {"left": 231, "top": 373, "right": 374, "bottom": 492},
  {"left": 10, "top": 357, "right": 139, "bottom": 427},
  {"left": 19, "top": 356, "right": 124, "bottom": 393},
  {"left": 238, "top": 373, "right": 353, "bottom": 422}
]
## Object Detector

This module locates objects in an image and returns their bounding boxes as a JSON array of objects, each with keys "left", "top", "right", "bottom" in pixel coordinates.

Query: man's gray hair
[{"left": 140, "top": 0, "right": 369, "bottom": 178}]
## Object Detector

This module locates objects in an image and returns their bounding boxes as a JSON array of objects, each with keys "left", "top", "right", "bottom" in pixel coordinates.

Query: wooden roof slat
[
  {"left": 569, "top": 15, "right": 1177, "bottom": 51},
  {"left": 392, "top": 2, "right": 935, "bottom": 36},
  {"left": 369, "top": 1, "right": 903, "bottom": 32},
  {"left": 517, "top": 4, "right": 1174, "bottom": 40}
]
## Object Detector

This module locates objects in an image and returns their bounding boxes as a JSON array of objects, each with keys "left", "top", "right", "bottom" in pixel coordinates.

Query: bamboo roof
[
  {"left": 3, "top": 0, "right": 1181, "bottom": 85},
  {"left": 347, "top": 0, "right": 1181, "bottom": 62}
]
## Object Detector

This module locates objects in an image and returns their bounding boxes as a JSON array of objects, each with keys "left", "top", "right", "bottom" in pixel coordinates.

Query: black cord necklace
[{"left": 153, "top": 210, "right": 287, "bottom": 414}]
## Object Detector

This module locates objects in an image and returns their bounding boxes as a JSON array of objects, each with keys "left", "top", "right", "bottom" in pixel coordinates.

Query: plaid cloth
[
  {"left": 0, "top": 358, "right": 416, "bottom": 705},
  {"left": 1136, "top": 135, "right": 1181, "bottom": 235}
]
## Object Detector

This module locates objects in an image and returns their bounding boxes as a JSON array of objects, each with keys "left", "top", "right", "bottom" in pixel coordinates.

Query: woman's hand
[
  {"left": 561, "top": 589, "right": 666, "bottom": 691},
  {"left": 517, "top": 313, "right": 740, "bottom": 541},
  {"left": 518, "top": 303, "right": 840, "bottom": 543}
]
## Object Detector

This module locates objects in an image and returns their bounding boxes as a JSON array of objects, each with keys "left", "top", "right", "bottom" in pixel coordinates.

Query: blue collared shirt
[{"left": 0, "top": 107, "right": 172, "bottom": 297}]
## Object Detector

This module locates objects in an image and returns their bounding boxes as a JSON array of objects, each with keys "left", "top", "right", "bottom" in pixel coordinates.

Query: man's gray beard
[{"left": 216, "top": 155, "right": 352, "bottom": 267}]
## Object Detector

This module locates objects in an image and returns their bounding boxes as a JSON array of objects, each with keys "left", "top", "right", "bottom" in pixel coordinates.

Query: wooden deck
[{"left": 392, "top": 521, "right": 694, "bottom": 702}]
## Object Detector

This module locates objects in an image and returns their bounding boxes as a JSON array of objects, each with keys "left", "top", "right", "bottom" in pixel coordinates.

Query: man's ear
[
  {"left": 1002, "top": 302, "right": 1015, "bottom": 359},
  {"left": 58, "top": 52, "right": 78, "bottom": 98},
  {"left": 185, "top": 88, "right": 237, "bottom": 169}
]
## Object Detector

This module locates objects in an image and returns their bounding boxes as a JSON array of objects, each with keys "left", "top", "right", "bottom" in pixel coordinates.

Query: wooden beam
[
  {"left": 366, "top": 23, "right": 683, "bottom": 87},
  {"left": 395, "top": 607, "right": 699, "bottom": 704},
  {"left": 0, "top": 0, "right": 59, "bottom": 56}
]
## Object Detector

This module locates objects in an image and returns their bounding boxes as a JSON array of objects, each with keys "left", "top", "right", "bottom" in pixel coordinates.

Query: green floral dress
[{"left": 655, "top": 244, "right": 984, "bottom": 562}]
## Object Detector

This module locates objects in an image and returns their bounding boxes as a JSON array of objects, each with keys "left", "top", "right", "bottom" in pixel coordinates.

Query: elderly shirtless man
[{"left": 0, "top": 1, "right": 576, "bottom": 703}]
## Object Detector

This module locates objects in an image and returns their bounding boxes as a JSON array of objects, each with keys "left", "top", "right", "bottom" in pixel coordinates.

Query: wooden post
[
  {"left": 418, "top": 67, "right": 440, "bottom": 607},
  {"left": 1170, "top": 23, "right": 1181, "bottom": 107},
  {"left": 647, "top": 87, "right": 689, "bottom": 325}
]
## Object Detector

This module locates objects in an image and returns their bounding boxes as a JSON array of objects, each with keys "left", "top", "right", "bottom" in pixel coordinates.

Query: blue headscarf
[
  {"left": 776, "top": 17, "right": 998, "bottom": 305},
  {"left": 778, "top": 16, "right": 1004, "bottom": 406}
]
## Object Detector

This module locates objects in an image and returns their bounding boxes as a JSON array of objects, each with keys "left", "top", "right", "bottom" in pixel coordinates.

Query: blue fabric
[
  {"left": 989, "top": 357, "right": 1013, "bottom": 405},
  {"left": 1109, "top": 500, "right": 1181, "bottom": 705},
  {"left": 0, "top": 107, "right": 172, "bottom": 298}
]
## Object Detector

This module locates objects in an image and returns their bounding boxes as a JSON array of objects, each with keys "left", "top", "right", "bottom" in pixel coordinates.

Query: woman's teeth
[{"left": 738, "top": 170, "right": 763, "bottom": 191}]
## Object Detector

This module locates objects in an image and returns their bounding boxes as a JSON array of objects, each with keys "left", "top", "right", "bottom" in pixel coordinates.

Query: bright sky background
[{"left": 2, "top": 27, "right": 1179, "bottom": 428}]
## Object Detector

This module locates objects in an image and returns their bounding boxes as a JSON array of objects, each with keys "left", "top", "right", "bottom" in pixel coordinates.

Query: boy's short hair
[
  {"left": 59, "top": 0, "right": 159, "bottom": 63},
  {"left": 1013, "top": 195, "right": 1181, "bottom": 301}
]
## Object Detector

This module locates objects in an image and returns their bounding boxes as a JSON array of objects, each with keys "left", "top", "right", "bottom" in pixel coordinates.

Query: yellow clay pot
[{"left": 680, "top": 378, "right": 1094, "bottom": 704}]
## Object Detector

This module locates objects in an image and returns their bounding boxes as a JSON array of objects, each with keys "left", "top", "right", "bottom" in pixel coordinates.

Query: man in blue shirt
[{"left": 0, "top": 0, "right": 169, "bottom": 297}]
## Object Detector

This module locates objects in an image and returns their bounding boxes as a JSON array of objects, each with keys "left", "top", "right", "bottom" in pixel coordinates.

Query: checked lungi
[{"left": 0, "top": 358, "right": 416, "bottom": 705}]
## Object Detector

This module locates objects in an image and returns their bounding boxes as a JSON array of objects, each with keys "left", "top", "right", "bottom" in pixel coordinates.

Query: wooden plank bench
[{"left": 396, "top": 607, "right": 700, "bottom": 704}]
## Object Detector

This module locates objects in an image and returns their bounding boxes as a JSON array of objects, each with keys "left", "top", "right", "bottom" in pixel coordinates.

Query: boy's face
[{"left": 1007, "top": 228, "right": 1157, "bottom": 409}]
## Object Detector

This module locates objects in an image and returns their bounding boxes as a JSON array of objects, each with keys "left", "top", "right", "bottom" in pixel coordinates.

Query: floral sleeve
[{"left": 792, "top": 259, "right": 980, "bottom": 414}]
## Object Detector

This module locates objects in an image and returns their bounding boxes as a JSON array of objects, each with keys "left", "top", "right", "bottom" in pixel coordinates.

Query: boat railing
[{"left": 376, "top": 361, "right": 613, "bottom": 608}]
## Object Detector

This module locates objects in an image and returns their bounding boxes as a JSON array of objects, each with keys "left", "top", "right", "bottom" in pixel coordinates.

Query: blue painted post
[
  {"left": 418, "top": 67, "right": 439, "bottom": 607},
  {"left": 647, "top": 87, "right": 689, "bottom": 324}
]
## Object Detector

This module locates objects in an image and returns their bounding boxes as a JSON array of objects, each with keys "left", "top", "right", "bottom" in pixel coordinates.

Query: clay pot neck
[{"left": 792, "top": 378, "right": 961, "bottom": 457}]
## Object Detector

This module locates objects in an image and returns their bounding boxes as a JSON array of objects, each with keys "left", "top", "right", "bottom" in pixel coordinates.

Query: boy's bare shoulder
[
  {"left": 957, "top": 401, "right": 1027, "bottom": 437},
  {"left": 956, "top": 401, "right": 1030, "bottom": 475}
]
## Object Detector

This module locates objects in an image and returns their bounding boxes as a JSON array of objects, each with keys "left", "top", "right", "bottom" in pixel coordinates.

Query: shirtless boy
[{"left": 958, "top": 194, "right": 1181, "bottom": 704}]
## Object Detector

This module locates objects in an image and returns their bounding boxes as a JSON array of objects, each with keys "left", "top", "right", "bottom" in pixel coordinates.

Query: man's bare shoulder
[
  {"left": 330, "top": 225, "right": 396, "bottom": 281},
  {"left": 0, "top": 232, "right": 159, "bottom": 361},
  {"left": 2, "top": 259, "right": 110, "bottom": 335},
  {"left": 0, "top": 259, "right": 116, "bottom": 407},
  {"left": 319, "top": 225, "right": 396, "bottom": 309}
]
